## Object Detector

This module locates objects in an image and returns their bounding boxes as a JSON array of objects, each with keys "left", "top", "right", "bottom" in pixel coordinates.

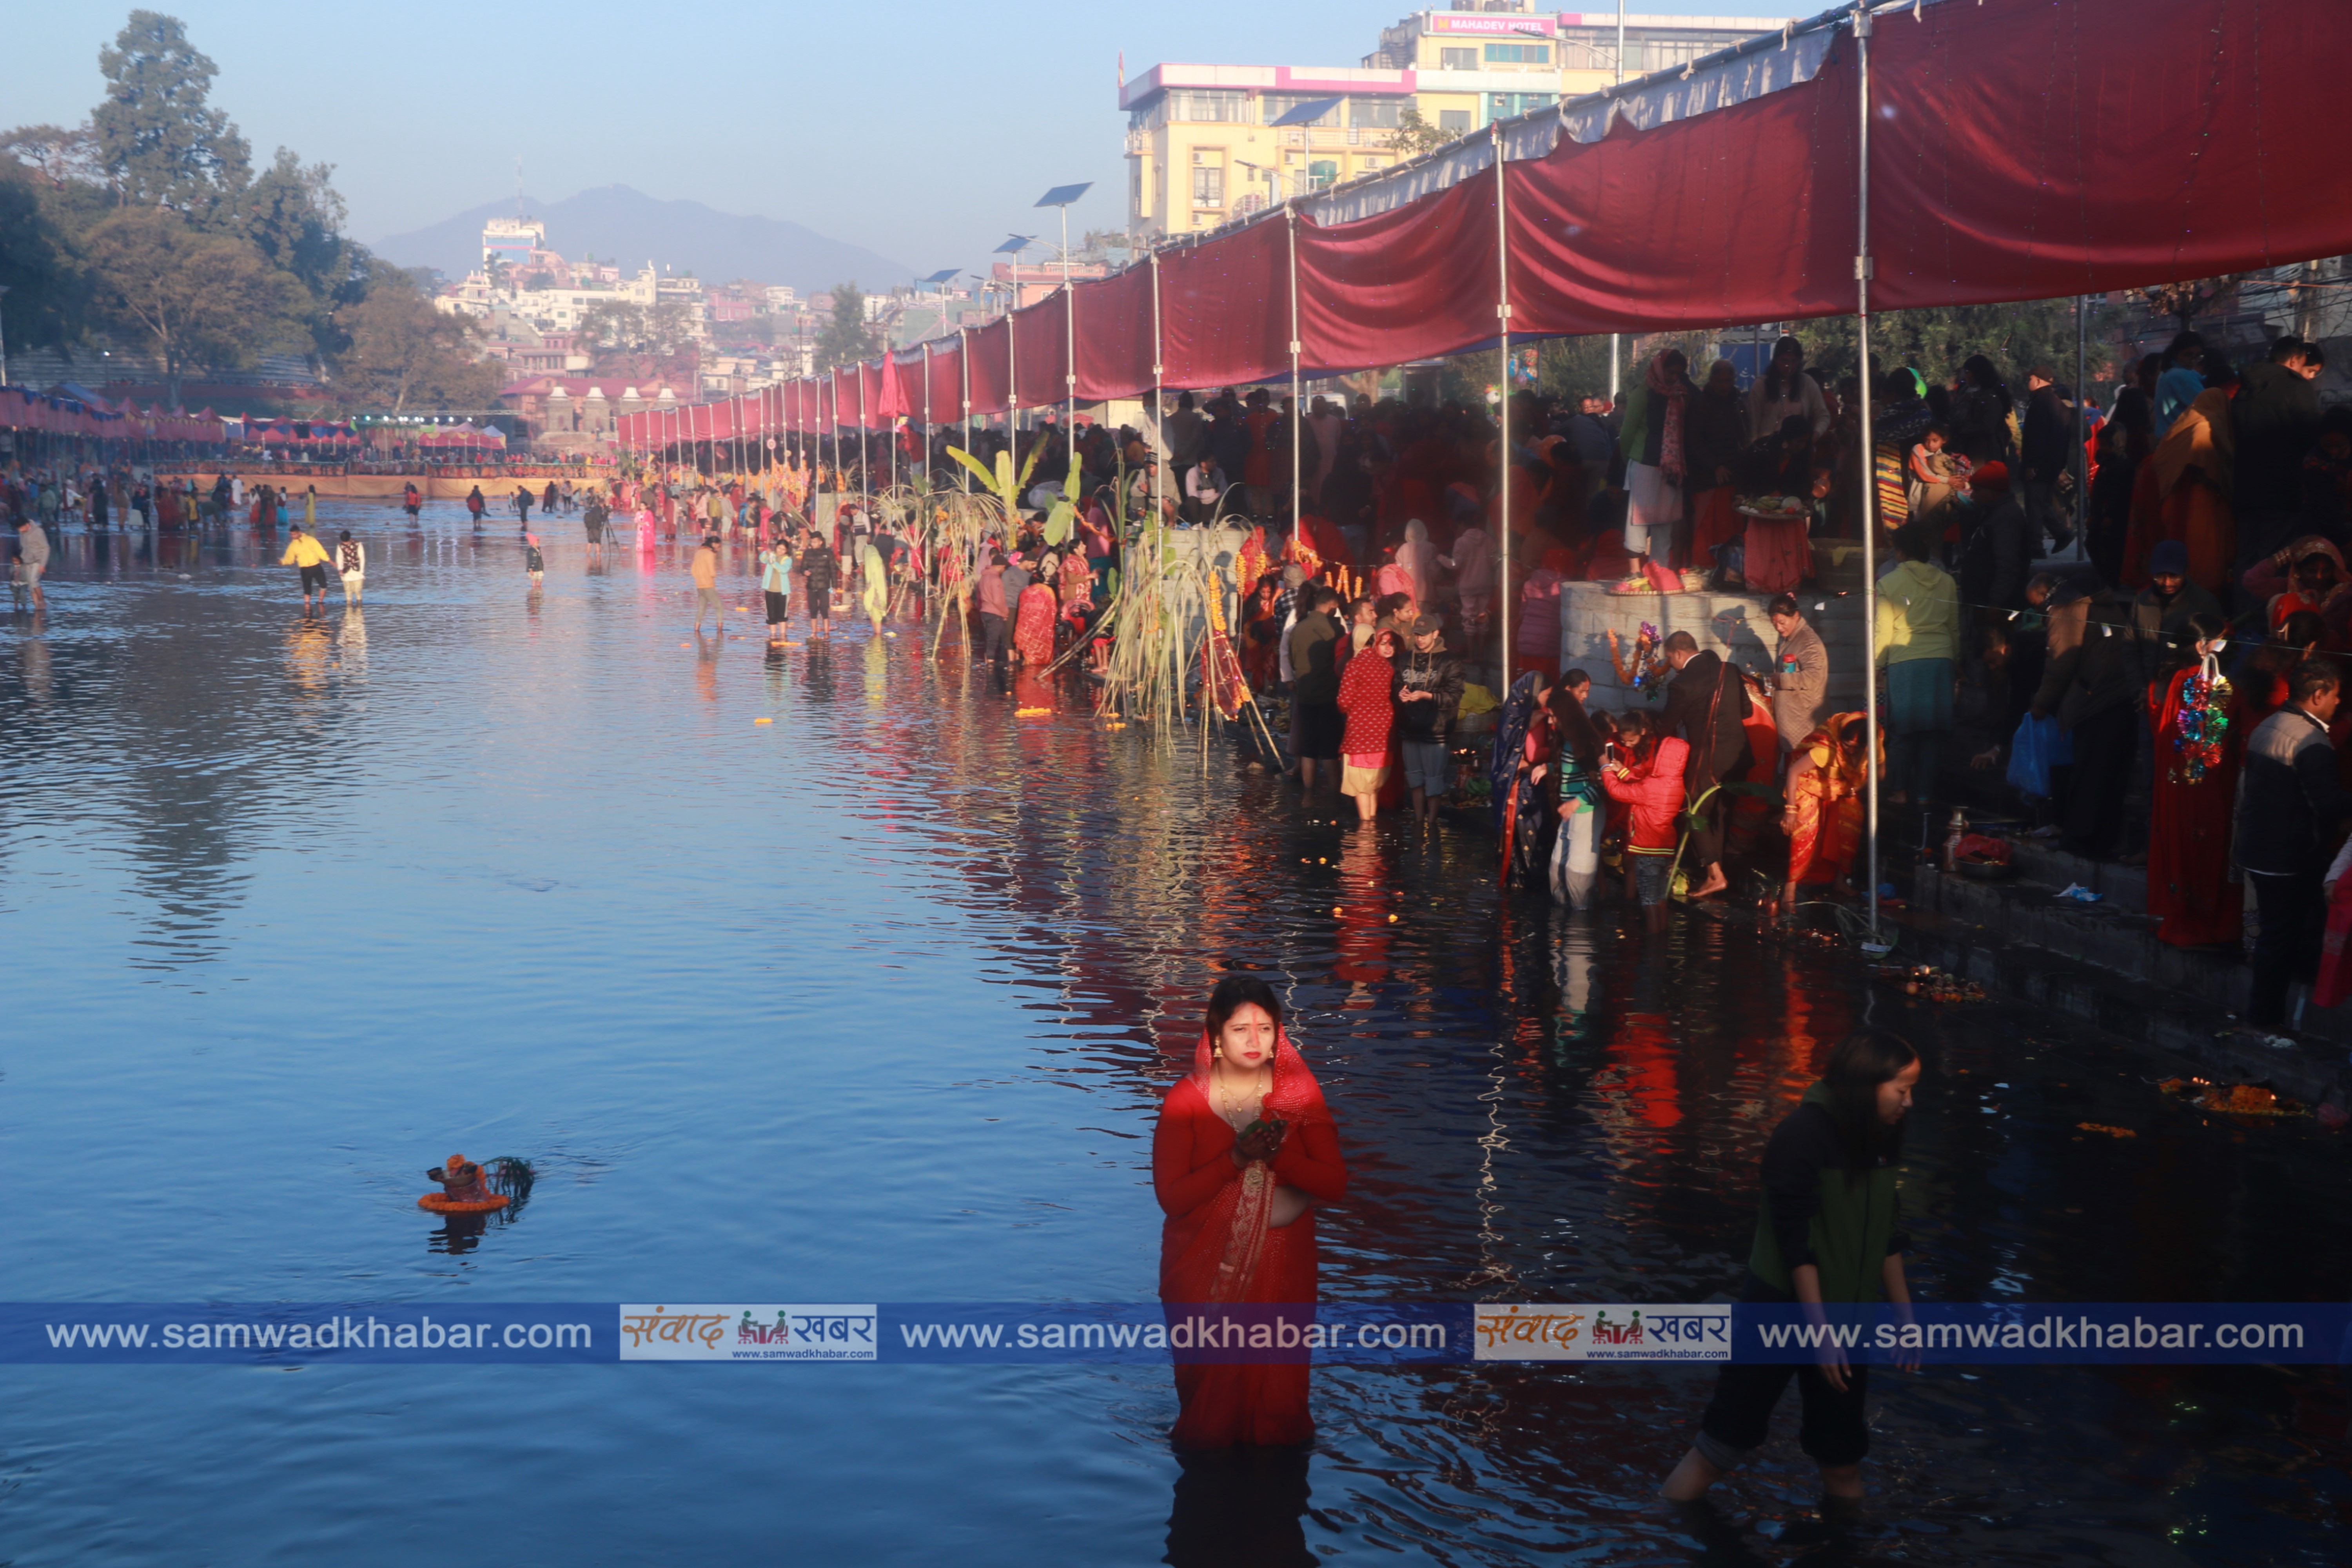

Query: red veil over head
[
  {"left": 1168, "top": 1029, "right": 1334, "bottom": 1308},
  {"left": 1183, "top": 1027, "right": 1334, "bottom": 1134}
]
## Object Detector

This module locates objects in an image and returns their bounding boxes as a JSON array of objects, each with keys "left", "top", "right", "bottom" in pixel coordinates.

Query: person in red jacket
[
  {"left": 1601, "top": 710, "right": 1690, "bottom": 933},
  {"left": 1338, "top": 627, "right": 1399, "bottom": 823}
]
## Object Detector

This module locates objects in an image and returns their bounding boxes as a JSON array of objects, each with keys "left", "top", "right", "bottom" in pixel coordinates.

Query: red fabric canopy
[
  {"left": 1012, "top": 294, "right": 1069, "bottom": 410},
  {"left": 1869, "top": 0, "right": 2350, "bottom": 308},
  {"left": 1073, "top": 263, "right": 1156, "bottom": 401},
  {"left": 1301, "top": 175, "right": 1501, "bottom": 373},
  {"left": 1508, "top": 53, "right": 1854, "bottom": 335},
  {"left": 964, "top": 318, "right": 1011, "bottom": 417},
  {"left": 1159, "top": 218, "right": 1290, "bottom": 391}
]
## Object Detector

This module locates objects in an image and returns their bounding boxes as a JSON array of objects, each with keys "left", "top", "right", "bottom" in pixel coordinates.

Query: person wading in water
[
  {"left": 1153, "top": 975, "right": 1347, "bottom": 1448},
  {"left": 1660, "top": 1029, "right": 1922, "bottom": 1535}
]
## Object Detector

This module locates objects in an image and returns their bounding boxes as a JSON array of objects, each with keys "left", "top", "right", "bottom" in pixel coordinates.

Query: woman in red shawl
[
  {"left": 1338, "top": 627, "right": 1398, "bottom": 822},
  {"left": 2147, "top": 614, "right": 2243, "bottom": 947},
  {"left": 1013, "top": 559, "right": 1059, "bottom": 668},
  {"left": 1154, "top": 975, "right": 1347, "bottom": 1448},
  {"left": 1779, "top": 713, "right": 1872, "bottom": 915},
  {"left": 1241, "top": 575, "right": 1283, "bottom": 692}
]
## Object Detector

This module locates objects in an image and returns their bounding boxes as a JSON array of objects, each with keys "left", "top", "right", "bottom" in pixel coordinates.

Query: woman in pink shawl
[
  {"left": 1394, "top": 518, "right": 1435, "bottom": 609},
  {"left": 1444, "top": 521, "right": 1495, "bottom": 649}
]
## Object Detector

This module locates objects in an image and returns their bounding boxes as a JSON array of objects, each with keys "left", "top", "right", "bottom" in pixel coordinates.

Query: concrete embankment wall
[{"left": 1554, "top": 580, "right": 1868, "bottom": 722}]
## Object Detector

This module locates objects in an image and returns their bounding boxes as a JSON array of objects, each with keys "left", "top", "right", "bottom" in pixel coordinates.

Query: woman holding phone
[{"left": 1152, "top": 975, "right": 1348, "bottom": 1448}]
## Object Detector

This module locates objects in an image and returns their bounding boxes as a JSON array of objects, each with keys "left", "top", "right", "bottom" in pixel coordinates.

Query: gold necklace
[{"left": 1211, "top": 1061, "right": 1270, "bottom": 1124}]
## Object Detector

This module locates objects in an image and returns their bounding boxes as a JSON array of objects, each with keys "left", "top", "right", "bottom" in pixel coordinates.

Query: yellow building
[{"left": 1123, "top": 8, "right": 1792, "bottom": 240}]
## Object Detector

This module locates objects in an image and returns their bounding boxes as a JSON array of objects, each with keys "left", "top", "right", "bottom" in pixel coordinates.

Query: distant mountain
[{"left": 374, "top": 185, "right": 911, "bottom": 295}]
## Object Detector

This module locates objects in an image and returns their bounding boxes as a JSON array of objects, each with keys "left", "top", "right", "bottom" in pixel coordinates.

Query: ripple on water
[{"left": 0, "top": 503, "right": 2343, "bottom": 1566}]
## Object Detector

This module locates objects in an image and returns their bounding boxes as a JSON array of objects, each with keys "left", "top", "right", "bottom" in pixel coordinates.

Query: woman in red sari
[
  {"left": 1779, "top": 713, "right": 1872, "bottom": 915},
  {"left": 1240, "top": 576, "right": 1283, "bottom": 692},
  {"left": 1154, "top": 975, "right": 1348, "bottom": 1449},
  {"left": 2147, "top": 614, "right": 2243, "bottom": 947},
  {"left": 1013, "top": 566, "right": 1059, "bottom": 668}
]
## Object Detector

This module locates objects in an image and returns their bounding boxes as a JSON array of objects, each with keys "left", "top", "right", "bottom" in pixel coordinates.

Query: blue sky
[{"left": 9, "top": 2, "right": 1789, "bottom": 283}]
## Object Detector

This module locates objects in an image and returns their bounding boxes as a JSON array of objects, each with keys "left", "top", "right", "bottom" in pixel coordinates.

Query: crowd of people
[{"left": 11, "top": 323, "right": 2350, "bottom": 1027}]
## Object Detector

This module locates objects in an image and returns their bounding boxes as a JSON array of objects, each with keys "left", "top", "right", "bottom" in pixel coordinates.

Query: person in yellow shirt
[
  {"left": 1873, "top": 523, "right": 1962, "bottom": 805},
  {"left": 690, "top": 532, "right": 723, "bottom": 633},
  {"left": 280, "top": 523, "right": 334, "bottom": 613}
]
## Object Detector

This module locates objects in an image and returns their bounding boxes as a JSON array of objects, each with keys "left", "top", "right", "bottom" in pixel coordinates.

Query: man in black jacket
[
  {"left": 2236, "top": 656, "right": 2352, "bottom": 1031},
  {"left": 1662, "top": 629, "right": 1753, "bottom": 898},
  {"left": 1286, "top": 586, "right": 1345, "bottom": 793},
  {"left": 2020, "top": 365, "right": 2077, "bottom": 554},
  {"left": 2232, "top": 336, "right": 2324, "bottom": 569},
  {"left": 1393, "top": 615, "right": 1465, "bottom": 828}
]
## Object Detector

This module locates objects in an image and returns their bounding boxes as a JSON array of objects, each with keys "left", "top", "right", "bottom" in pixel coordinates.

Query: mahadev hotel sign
[{"left": 1428, "top": 13, "right": 1561, "bottom": 35}]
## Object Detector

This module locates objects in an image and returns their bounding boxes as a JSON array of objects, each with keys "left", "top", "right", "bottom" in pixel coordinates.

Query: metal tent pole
[
  {"left": 1495, "top": 121, "right": 1514, "bottom": 694},
  {"left": 1063, "top": 207, "right": 1078, "bottom": 445},
  {"left": 1287, "top": 207, "right": 1301, "bottom": 548},
  {"left": 958, "top": 326, "right": 971, "bottom": 492},
  {"left": 1855, "top": 2, "right": 1882, "bottom": 938},
  {"left": 1150, "top": 251, "right": 1164, "bottom": 528},
  {"left": 1608, "top": 0, "right": 1626, "bottom": 407}
]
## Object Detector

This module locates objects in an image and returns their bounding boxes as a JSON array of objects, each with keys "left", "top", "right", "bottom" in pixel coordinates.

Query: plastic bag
[{"left": 2005, "top": 713, "right": 2073, "bottom": 799}]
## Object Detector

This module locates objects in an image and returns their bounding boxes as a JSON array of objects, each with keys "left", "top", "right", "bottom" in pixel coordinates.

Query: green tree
[
  {"left": 575, "top": 297, "right": 646, "bottom": 350},
  {"left": 82, "top": 205, "right": 303, "bottom": 404},
  {"left": 814, "top": 281, "right": 877, "bottom": 370},
  {"left": 329, "top": 266, "right": 501, "bottom": 414},
  {"left": 1799, "top": 299, "right": 2112, "bottom": 390},
  {"left": 2141, "top": 276, "right": 2246, "bottom": 338},
  {"left": 93, "top": 11, "right": 251, "bottom": 211},
  {"left": 227, "top": 147, "right": 360, "bottom": 363},
  {"left": 0, "top": 159, "right": 89, "bottom": 354},
  {"left": 0, "top": 123, "right": 105, "bottom": 189},
  {"left": 1387, "top": 107, "right": 1454, "bottom": 158},
  {"left": 576, "top": 296, "right": 695, "bottom": 356}
]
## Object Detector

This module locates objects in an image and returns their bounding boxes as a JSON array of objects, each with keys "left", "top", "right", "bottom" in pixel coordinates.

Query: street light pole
[{"left": 1033, "top": 185, "right": 1092, "bottom": 466}]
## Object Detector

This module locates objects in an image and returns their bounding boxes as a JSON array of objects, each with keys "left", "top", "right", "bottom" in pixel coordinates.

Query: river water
[{"left": 2, "top": 503, "right": 2345, "bottom": 1565}]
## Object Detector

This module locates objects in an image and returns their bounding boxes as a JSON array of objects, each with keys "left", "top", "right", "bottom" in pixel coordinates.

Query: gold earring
[{"left": 1212, "top": 1045, "right": 1222, "bottom": 1057}]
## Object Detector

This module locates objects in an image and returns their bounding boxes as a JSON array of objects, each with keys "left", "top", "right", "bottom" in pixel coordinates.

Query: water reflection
[
  {"left": 0, "top": 501, "right": 2344, "bottom": 1564},
  {"left": 1163, "top": 1447, "right": 1313, "bottom": 1568}
]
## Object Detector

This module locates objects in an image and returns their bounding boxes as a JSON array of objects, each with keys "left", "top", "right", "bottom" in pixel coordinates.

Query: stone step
[
  {"left": 1905, "top": 860, "right": 2352, "bottom": 1049},
  {"left": 1875, "top": 896, "right": 2349, "bottom": 1108}
]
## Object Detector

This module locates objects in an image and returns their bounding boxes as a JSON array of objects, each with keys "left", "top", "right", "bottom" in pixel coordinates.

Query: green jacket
[{"left": 1746, "top": 1082, "right": 1904, "bottom": 1303}]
